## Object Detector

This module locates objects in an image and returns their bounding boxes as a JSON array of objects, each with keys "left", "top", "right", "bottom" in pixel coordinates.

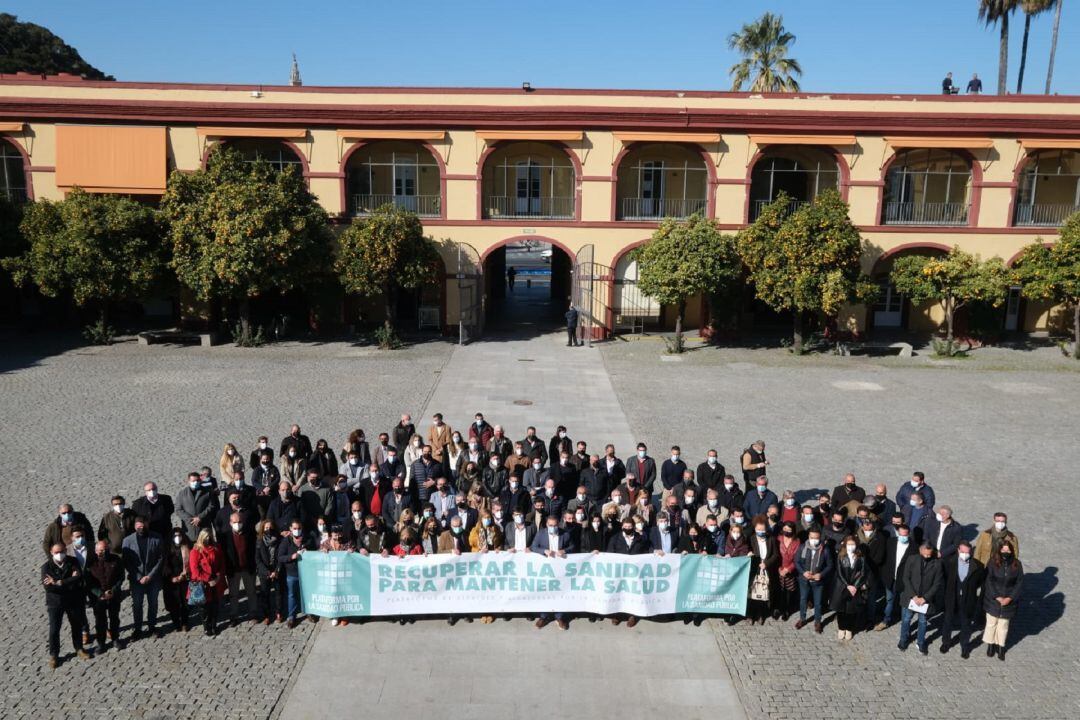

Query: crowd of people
[{"left": 41, "top": 413, "right": 1024, "bottom": 669}]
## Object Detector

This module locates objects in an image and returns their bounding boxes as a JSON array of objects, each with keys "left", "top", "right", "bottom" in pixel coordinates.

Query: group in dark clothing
[{"left": 40, "top": 419, "right": 1025, "bottom": 668}]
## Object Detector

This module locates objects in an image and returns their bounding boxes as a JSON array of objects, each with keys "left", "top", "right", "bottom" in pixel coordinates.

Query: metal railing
[
  {"left": 882, "top": 201, "right": 970, "bottom": 226},
  {"left": 612, "top": 282, "right": 661, "bottom": 335},
  {"left": 350, "top": 194, "right": 440, "bottom": 217},
  {"left": 619, "top": 197, "right": 708, "bottom": 220},
  {"left": 1014, "top": 203, "right": 1080, "bottom": 227},
  {"left": 483, "top": 195, "right": 574, "bottom": 220},
  {"left": 749, "top": 198, "right": 810, "bottom": 222}
]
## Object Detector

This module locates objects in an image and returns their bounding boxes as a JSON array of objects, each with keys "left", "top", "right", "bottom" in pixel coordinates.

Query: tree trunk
[
  {"left": 944, "top": 296, "right": 955, "bottom": 345},
  {"left": 1017, "top": 13, "right": 1032, "bottom": 93},
  {"left": 1074, "top": 302, "right": 1080, "bottom": 359},
  {"left": 383, "top": 283, "right": 396, "bottom": 333},
  {"left": 239, "top": 297, "right": 251, "bottom": 341},
  {"left": 792, "top": 310, "right": 804, "bottom": 354},
  {"left": 99, "top": 302, "right": 109, "bottom": 328},
  {"left": 675, "top": 299, "right": 685, "bottom": 353},
  {"left": 998, "top": 13, "right": 1010, "bottom": 95},
  {"left": 1046, "top": 0, "right": 1063, "bottom": 94}
]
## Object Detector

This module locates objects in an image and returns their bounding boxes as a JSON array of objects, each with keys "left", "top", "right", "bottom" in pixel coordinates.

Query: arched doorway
[
  {"left": 869, "top": 244, "right": 951, "bottom": 334},
  {"left": 482, "top": 237, "right": 573, "bottom": 334}
]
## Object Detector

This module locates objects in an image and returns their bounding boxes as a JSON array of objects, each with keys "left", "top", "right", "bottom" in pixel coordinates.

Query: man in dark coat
[
  {"left": 392, "top": 414, "right": 416, "bottom": 455},
  {"left": 42, "top": 503, "right": 93, "bottom": 557},
  {"left": 565, "top": 303, "right": 580, "bottom": 346},
  {"left": 898, "top": 541, "right": 943, "bottom": 654},
  {"left": 876, "top": 524, "right": 915, "bottom": 630},
  {"left": 131, "top": 483, "right": 174, "bottom": 540},
  {"left": 85, "top": 540, "right": 125, "bottom": 652},
  {"left": 42, "top": 543, "right": 90, "bottom": 667},
  {"left": 596, "top": 445, "right": 626, "bottom": 498},
  {"left": 940, "top": 540, "right": 985, "bottom": 658},
  {"left": 605, "top": 517, "right": 650, "bottom": 627},
  {"left": 920, "top": 505, "right": 962, "bottom": 561},
  {"left": 280, "top": 424, "right": 313, "bottom": 461},
  {"left": 695, "top": 450, "right": 725, "bottom": 493},
  {"left": 121, "top": 517, "right": 164, "bottom": 639}
]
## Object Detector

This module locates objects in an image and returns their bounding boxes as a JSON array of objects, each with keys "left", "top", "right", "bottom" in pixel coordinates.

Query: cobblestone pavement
[
  {"left": 602, "top": 339, "right": 1080, "bottom": 720},
  {"left": 0, "top": 335, "right": 451, "bottom": 720}
]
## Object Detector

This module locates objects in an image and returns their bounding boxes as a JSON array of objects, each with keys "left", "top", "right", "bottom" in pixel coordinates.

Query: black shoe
[
  {"left": 918, "top": 644, "right": 928, "bottom": 656},
  {"left": 960, "top": 646, "right": 970, "bottom": 659},
  {"left": 204, "top": 629, "right": 213, "bottom": 637},
  {"left": 987, "top": 643, "right": 996, "bottom": 657},
  {"left": 998, "top": 646, "right": 1006, "bottom": 662},
  {"left": 448, "top": 617, "right": 458, "bottom": 626},
  {"left": 131, "top": 629, "right": 144, "bottom": 641},
  {"left": 939, "top": 643, "right": 950, "bottom": 654},
  {"left": 97, "top": 643, "right": 107, "bottom": 654},
  {"left": 151, "top": 628, "right": 163, "bottom": 639},
  {"left": 115, "top": 639, "right": 126, "bottom": 650},
  {"left": 897, "top": 642, "right": 908, "bottom": 652}
]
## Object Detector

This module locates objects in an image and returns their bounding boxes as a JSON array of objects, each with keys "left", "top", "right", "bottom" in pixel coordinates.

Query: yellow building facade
[{"left": 2, "top": 73, "right": 1078, "bottom": 337}]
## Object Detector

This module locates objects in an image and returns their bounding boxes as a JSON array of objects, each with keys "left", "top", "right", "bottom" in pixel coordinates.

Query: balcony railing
[
  {"left": 619, "top": 197, "right": 707, "bottom": 221},
  {"left": 883, "top": 201, "right": 970, "bottom": 226},
  {"left": 1014, "top": 203, "right": 1080, "bottom": 227},
  {"left": 350, "top": 194, "right": 440, "bottom": 217},
  {"left": 749, "top": 198, "right": 811, "bottom": 222},
  {"left": 484, "top": 195, "right": 574, "bottom": 220}
]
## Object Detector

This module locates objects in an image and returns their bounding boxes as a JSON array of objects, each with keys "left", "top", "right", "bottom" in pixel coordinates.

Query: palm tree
[
  {"left": 1045, "top": 0, "right": 1064, "bottom": 92},
  {"left": 1017, "top": 0, "right": 1056, "bottom": 92},
  {"left": 979, "top": 0, "right": 1020, "bottom": 94},
  {"left": 728, "top": 12, "right": 803, "bottom": 93}
]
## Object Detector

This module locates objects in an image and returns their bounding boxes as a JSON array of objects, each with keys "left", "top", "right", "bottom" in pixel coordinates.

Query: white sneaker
[{"left": 331, "top": 618, "right": 339, "bottom": 627}]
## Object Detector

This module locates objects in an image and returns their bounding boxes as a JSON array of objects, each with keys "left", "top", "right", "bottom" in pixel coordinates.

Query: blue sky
[{"left": 7, "top": 0, "right": 1078, "bottom": 94}]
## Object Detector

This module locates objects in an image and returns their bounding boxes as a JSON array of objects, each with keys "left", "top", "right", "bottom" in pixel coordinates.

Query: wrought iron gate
[
  {"left": 455, "top": 242, "right": 483, "bottom": 344},
  {"left": 572, "top": 243, "right": 596, "bottom": 347}
]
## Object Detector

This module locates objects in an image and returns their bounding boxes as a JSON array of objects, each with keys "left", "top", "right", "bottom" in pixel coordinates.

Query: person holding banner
[
  {"left": 278, "top": 520, "right": 314, "bottom": 629},
  {"left": 355, "top": 514, "right": 389, "bottom": 556},
  {"left": 604, "top": 517, "right": 650, "bottom": 627},
  {"left": 533, "top": 515, "right": 574, "bottom": 629},
  {"left": 319, "top": 527, "right": 354, "bottom": 627}
]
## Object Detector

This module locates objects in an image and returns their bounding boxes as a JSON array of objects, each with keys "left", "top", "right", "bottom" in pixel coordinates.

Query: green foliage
[
  {"left": 372, "top": 325, "right": 403, "bottom": 350},
  {"left": 231, "top": 321, "right": 266, "bottom": 347},
  {"left": 728, "top": 12, "right": 803, "bottom": 92},
  {"left": 335, "top": 203, "right": 441, "bottom": 333},
  {"left": 737, "top": 190, "right": 876, "bottom": 351},
  {"left": 161, "top": 149, "right": 332, "bottom": 308},
  {"left": 890, "top": 245, "right": 1010, "bottom": 345},
  {"left": 1013, "top": 214, "right": 1080, "bottom": 357},
  {"left": 0, "top": 13, "right": 112, "bottom": 79},
  {"left": 633, "top": 213, "right": 741, "bottom": 352},
  {"left": 82, "top": 319, "right": 115, "bottom": 346},
  {"left": 2, "top": 189, "right": 165, "bottom": 308}
]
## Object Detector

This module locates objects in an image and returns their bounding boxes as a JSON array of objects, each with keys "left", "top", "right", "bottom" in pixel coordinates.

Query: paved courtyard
[{"left": 1, "top": 327, "right": 1077, "bottom": 719}]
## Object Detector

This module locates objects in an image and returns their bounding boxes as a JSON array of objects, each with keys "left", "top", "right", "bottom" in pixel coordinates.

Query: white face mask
[
  {"left": 845, "top": 544, "right": 857, "bottom": 554},
  {"left": 113, "top": 504, "right": 125, "bottom": 513},
  {"left": 683, "top": 495, "right": 693, "bottom": 504},
  {"left": 958, "top": 552, "right": 971, "bottom": 562},
  {"left": 52, "top": 552, "right": 65, "bottom": 563},
  {"left": 935, "top": 512, "right": 943, "bottom": 522},
  {"left": 173, "top": 536, "right": 182, "bottom": 545},
  {"left": 611, "top": 496, "right": 621, "bottom": 504},
  {"left": 532, "top": 463, "right": 541, "bottom": 471},
  {"left": 708, "top": 457, "right": 717, "bottom": 465},
  {"left": 592, "top": 521, "right": 601, "bottom": 530},
  {"left": 723, "top": 483, "right": 733, "bottom": 491},
  {"left": 671, "top": 455, "right": 680, "bottom": 462},
  {"left": 994, "top": 521, "right": 1006, "bottom": 531},
  {"left": 352, "top": 511, "right": 362, "bottom": 520},
  {"left": 288, "top": 451, "right": 297, "bottom": 459},
  {"left": 658, "top": 523, "right": 669, "bottom": 532},
  {"left": 317, "top": 525, "right": 326, "bottom": 533},
  {"left": 558, "top": 432, "right": 566, "bottom": 439},
  {"left": 291, "top": 529, "right": 302, "bottom": 537},
  {"left": 635, "top": 523, "right": 645, "bottom": 532},
  {"left": 729, "top": 532, "right": 741, "bottom": 541},
  {"left": 259, "top": 442, "right": 267, "bottom": 450},
  {"left": 577, "top": 493, "right": 585, "bottom": 501},
  {"left": 575, "top": 513, "right": 585, "bottom": 522},
  {"left": 784, "top": 498, "right": 795, "bottom": 507},
  {"left": 808, "top": 538, "right": 820, "bottom": 548},
  {"left": 231, "top": 522, "right": 241, "bottom": 533},
  {"left": 515, "top": 449, "right": 523, "bottom": 456},
  {"left": 637, "top": 450, "right": 646, "bottom": 459}
]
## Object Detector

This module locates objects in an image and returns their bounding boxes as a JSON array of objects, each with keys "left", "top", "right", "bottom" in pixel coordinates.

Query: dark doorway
[{"left": 483, "top": 241, "right": 572, "bottom": 335}]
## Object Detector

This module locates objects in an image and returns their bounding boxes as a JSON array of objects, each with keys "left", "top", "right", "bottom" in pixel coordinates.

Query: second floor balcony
[
  {"left": 349, "top": 193, "right": 441, "bottom": 217},
  {"left": 1014, "top": 202, "right": 1080, "bottom": 227},
  {"left": 481, "top": 141, "right": 577, "bottom": 220},
  {"left": 883, "top": 201, "right": 970, "bottom": 226},
  {"left": 484, "top": 194, "right": 575, "bottom": 220}
]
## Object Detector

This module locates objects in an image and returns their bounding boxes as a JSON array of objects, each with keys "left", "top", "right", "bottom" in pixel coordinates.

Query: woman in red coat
[{"left": 189, "top": 529, "right": 226, "bottom": 637}]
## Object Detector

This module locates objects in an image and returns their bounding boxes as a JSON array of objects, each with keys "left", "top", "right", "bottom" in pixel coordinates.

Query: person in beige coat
[{"left": 427, "top": 413, "right": 453, "bottom": 463}]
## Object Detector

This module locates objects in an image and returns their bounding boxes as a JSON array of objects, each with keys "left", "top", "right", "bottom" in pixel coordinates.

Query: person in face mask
[
  {"left": 532, "top": 517, "right": 574, "bottom": 630},
  {"left": 221, "top": 510, "right": 258, "bottom": 627},
  {"left": 132, "top": 482, "right": 175, "bottom": 540},
  {"left": 549, "top": 450, "right": 580, "bottom": 500},
  {"left": 177, "top": 471, "right": 220, "bottom": 543},
  {"left": 504, "top": 507, "right": 537, "bottom": 554},
  {"left": 163, "top": 527, "right": 192, "bottom": 633},
  {"left": 277, "top": 520, "right": 314, "bottom": 628},
  {"left": 120, "top": 517, "right": 164, "bottom": 639},
  {"left": 659, "top": 445, "right": 687, "bottom": 505},
  {"left": 629, "top": 443, "right": 657, "bottom": 508},
  {"left": 220, "top": 443, "right": 245, "bottom": 486},
  {"left": 280, "top": 443, "right": 307, "bottom": 487},
  {"left": 86, "top": 539, "right": 125, "bottom": 654},
  {"left": 876, "top": 524, "right": 913, "bottom": 631},
  {"left": 830, "top": 473, "right": 866, "bottom": 515},
  {"left": 856, "top": 517, "right": 886, "bottom": 626},
  {"left": 794, "top": 528, "right": 832, "bottom": 634},
  {"left": 895, "top": 471, "right": 935, "bottom": 513},
  {"left": 41, "top": 542, "right": 91, "bottom": 667},
  {"left": 775, "top": 522, "right": 800, "bottom": 621},
  {"left": 604, "top": 520, "right": 648, "bottom": 627},
  {"left": 520, "top": 426, "right": 548, "bottom": 468},
  {"left": 973, "top": 511, "right": 1020, "bottom": 566},
  {"left": 981, "top": 540, "right": 1023, "bottom": 661},
  {"left": 743, "top": 477, "right": 779, "bottom": 519},
  {"left": 702, "top": 514, "right": 726, "bottom": 552},
  {"left": 940, "top": 540, "right": 985, "bottom": 658},
  {"left": 695, "top": 449, "right": 726, "bottom": 493},
  {"left": 566, "top": 484, "right": 595, "bottom": 519},
  {"left": 481, "top": 455, "right": 509, "bottom": 500},
  {"left": 98, "top": 494, "right": 136, "bottom": 554},
  {"left": 898, "top": 541, "right": 943, "bottom": 655},
  {"left": 43, "top": 503, "right": 92, "bottom": 558},
  {"left": 718, "top": 474, "right": 744, "bottom": 515},
  {"left": 831, "top": 535, "right": 868, "bottom": 641},
  {"left": 254, "top": 519, "right": 284, "bottom": 625},
  {"left": 250, "top": 452, "right": 281, "bottom": 510},
  {"left": 746, "top": 517, "right": 780, "bottom": 625},
  {"left": 538, "top": 478, "right": 565, "bottom": 519},
  {"left": 547, "top": 426, "right": 572, "bottom": 469},
  {"left": 426, "top": 412, "right": 453, "bottom": 463},
  {"left": 249, "top": 436, "right": 273, "bottom": 470},
  {"left": 648, "top": 511, "right": 680, "bottom": 556}
]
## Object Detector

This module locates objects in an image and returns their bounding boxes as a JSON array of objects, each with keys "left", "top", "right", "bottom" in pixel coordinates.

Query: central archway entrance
[{"left": 482, "top": 237, "right": 573, "bottom": 335}]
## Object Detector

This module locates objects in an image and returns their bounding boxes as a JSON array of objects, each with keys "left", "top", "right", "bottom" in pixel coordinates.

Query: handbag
[
  {"left": 188, "top": 580, "right": 206, "bottom": 607},
  {"left": 750, "top": 567, "right": 770, "bottom": 602}
]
